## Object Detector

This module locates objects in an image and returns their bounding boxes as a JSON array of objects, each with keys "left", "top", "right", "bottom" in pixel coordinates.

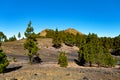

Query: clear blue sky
[{"left": 0, "top": 0, "right": 120, "bottom": 38}]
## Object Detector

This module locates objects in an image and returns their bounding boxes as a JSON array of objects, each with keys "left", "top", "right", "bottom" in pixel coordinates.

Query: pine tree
[
  {"left": 0, "top": 32, "right": 7, "bottom": 42},
  {"left": 75, "top": 33, "right": 82, "bottom": 47},
  {"left": 18, "top": 32, "right": 21, "bottom": 40},
  {"left": 64, "top": 33, "right": 76, "bottom": 47},
  {"left": 58, "top": 51, "right": 68, "bottom": 67},
  {"left": 46, "top": 29, "right": 55, "bottom": 38},
  {"left": 102, "top": 51, "right": 117, "bottom": 67},
  {"left": 114, "top": 35, "right": 120, "bottom": 49},
  {"left": 0, "top": 42, "right": 9, "bottom": 73},
  {"left": 84, "top": 33, "right": 98, "bottom": 67},
  {"left": 94, "top": 46, "right": 104, "bottom": 67},
  {"left": 8, "top": 35, "right": 17, "bottom": 41},
  {"left": 52, "top": 28, "right": 62, "bottom": 48},
  {"left": 85, "top": 44, "right": 95, "bottom": 67},
  {"left": 24, "top": 21, "right": 39, "bottom": 64},
  {"left": 78, "top": 46, "right": 86, "bottom": 66}
]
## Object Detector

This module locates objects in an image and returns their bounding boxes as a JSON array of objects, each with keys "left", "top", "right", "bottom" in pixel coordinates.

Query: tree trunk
[
  {"left": 29, "top": 55, "right": 32, "bottom": 65},
  {"left": 89, "top": 61, "right": 92, "bottom": 67},
  {"left": 97, "top": 62, "right": 100, "bottom": 67}
]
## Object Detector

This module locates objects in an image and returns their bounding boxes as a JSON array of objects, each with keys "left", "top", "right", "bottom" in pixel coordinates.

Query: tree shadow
[
  {"left": 74, "top": 59, "right": 81, "bottom": 66},
  {"left": 4, "top": 66, "right": 22, "bottom": 73},
  {"left": 74, "top": 59, "right": 85, "bottom": 66}
]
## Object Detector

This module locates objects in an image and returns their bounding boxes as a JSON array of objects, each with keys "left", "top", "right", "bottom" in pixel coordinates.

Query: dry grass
[
  {"left": 0, "top": 62, "right": 83, "bottom": 80},
  {"left": 0, "top": 61, "right": 120, "bottom": 80}
]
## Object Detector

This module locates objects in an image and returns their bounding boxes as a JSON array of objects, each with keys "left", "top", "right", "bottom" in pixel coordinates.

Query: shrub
[
  {"left": 58, "top": 51, "right": 68, "bottom": 67},
  {"left": 12, "top": 57, "right": 16, "bottom": 62}
]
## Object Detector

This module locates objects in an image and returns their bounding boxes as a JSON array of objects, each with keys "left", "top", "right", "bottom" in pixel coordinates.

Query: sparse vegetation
[{"left": 12, "top": 57, "right": 16, "bottom": 62}]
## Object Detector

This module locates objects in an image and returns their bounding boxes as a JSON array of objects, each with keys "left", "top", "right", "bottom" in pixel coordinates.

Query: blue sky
[{"left": 0, "top": 0, "right": 120, "bottom": 38}]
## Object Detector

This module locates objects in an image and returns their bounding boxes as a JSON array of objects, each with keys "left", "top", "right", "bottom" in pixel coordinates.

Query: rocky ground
[
  {"left": 0, "top": 61, "right": 120, "bottom": 80},
  {"left": 0, "top": 39, "right": 120, "bottom": 80}
]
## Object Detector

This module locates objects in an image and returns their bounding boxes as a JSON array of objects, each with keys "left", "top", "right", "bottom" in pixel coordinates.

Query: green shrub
[
  {"left": 12, "top": 57, "right": 16, "bottom": 62},
  {"left": 58, "top": 51, "right": 68, "bottom": 67}
]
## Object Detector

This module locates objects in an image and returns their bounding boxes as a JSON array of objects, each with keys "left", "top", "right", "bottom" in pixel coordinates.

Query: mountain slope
[
  {"left": 39, "top": 28, "right": 83, "bottom": 37},
  {"left": 1, "top": 38, "right": 79, "bottom": 62},
  {"left": 64, "top": 28, "right": 83, "bottom": 35}
]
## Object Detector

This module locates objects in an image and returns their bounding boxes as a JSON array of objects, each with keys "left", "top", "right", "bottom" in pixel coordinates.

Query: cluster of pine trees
[
  {"left": 45, "top": 28, "right": 120, "bottom": 50},
  {"left": 0, "top": 32, "right": 22, "bottom": 42},
  {"left": 46, "top": 29, "right": 119, "bottom": 67},
  {"left": 78, "top": 33, "right": 118, "bottom": 67}
]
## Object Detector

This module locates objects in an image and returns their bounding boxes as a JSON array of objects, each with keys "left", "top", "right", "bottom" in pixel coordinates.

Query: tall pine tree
[
  {"left": 18, "top": 32, "right": 21, "bottom": 40},
  {"left": 24, "top": 21, "right": 39, "bottom": 64}
]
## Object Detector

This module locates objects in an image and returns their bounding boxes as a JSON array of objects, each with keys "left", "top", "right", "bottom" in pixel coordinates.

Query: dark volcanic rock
[{"left": 32, "top": 56, "right": 42, "bottom": 64}]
